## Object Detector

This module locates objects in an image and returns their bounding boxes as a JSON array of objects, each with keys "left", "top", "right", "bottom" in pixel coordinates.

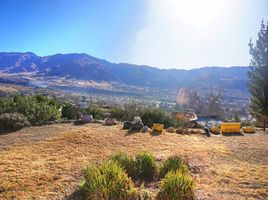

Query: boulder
[
  {"left": 81, "top": 114, "right": 93, "bottom": 123},
  {"left": 166, "top": 127, "right": 175, "bottom": 133},
  {"left": 141, "top": 126, "right": 150, "bottom": 133},
  {"left": 176, "top": 127, "right": 184, "bottom": 134},
  {"left": 131, "top": 122, "right": 144, "bottom": 130},
  {"left": 123, "top": 121, "right": 132, "bottom": 129},
  {"left": 104, "top": 117, "right": 117, "bottom": 126},
  {"left": 133, "top": 116, "right": 142, "bottom": 124}
]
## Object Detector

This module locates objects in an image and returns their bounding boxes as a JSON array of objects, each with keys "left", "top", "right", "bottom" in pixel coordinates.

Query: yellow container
[
  {"left": 243, "top": 126, "right": 255, "bottom": 133},
  {"left": 152, "top": 123, "right": 164, "bottom": 132},
  {"left": 221, "top": 123, "right": 241, "bottom": 133}
]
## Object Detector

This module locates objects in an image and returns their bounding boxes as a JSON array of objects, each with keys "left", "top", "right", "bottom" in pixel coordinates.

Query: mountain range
[{"left": 0, "top": 52, "right": 249, "bottom": 93}]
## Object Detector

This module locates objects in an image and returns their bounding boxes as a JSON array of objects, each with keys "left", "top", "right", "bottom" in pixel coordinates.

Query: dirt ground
[{"left": 0, "top": 123, "right": 267, "bottom": 200}]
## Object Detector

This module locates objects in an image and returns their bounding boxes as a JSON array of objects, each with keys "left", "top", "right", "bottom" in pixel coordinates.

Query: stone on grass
[
  {"left": 123, "top": 121, "right": 132, "bottom": 129},
  {"left": 166, "top": 127, "right": 175, "bottom": 133},
  {"left": 141, "top": 126, "right": 150, "bottom": 133},
  {"left": 131, "top": 122, "right": 144, "bottom": 130},
  {"left": 104, "top": 117, "right": 117, "bottom": 126},
  {"left": 81, "top": 115, "right": 93, "bottom": 123}
]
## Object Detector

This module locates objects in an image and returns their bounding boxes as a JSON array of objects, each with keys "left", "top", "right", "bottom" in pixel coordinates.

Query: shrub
[
  {"left": 141, "top": 109, "right": 177, "bottom": 128},
  {"left": 159, "top": 156, "right": 188, "bottom": 178},
  {"left": 140, "top": 185, "right": 153, "bottom": 200},
  {"left": 61, "top": 103, "right": 81, "bottom": 120},
  {"left": 0, "top": 113, "right": 30, "bottom": 132},
  {"left": 123, "top": 103, "right": 144, "bottom": 121},
  {"left": 109, "top": 152, "right": 136, "bottom": 178},
  {"left": 0, "top": 95, "right": 61, "bottom": 124},
  {"left": 86, "top": 106, "right": 106, "bottom": 119},
  {"left": 110, "top": 152, "right": 157, "bottom": 181},
  {"left": 135, "top": 152, "right": 157, "bottom": 181},
  {"left": 83, "top": 162, "right": 140, "bottom": 200},
  {"left": 110, "top": 106, "right": 125, "bottom": 121},
  {"left": 157, "top": 171, "right": 195, "bottom": 200},
  {"left": 142, "top": 190, "right": 152, "bottom": 200}
]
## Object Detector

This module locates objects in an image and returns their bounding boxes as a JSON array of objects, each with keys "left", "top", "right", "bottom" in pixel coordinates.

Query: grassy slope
[{"left": 0, "top": 124, "right": 267, "bottom": 199}]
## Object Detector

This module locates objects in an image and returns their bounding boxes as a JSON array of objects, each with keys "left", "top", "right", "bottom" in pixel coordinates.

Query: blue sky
[{"left": 0, "top": 0, "right": 267, "bottom": 69}]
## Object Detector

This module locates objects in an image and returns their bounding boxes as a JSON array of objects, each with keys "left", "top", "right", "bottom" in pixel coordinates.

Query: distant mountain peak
[{"left": 0, "top": 52, "right": 249, "bottom": 92}]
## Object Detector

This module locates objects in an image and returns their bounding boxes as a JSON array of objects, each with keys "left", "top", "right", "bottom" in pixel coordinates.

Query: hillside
[
  {"left": 0, "top": 52, "right": 249, "bottom": 92},
  {"left": 0, "top": 123, "right": 267, "bottom": 199}
]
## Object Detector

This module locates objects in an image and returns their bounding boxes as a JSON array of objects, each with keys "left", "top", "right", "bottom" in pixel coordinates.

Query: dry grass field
[{"left": 0, "top": 123, "right": 267, "bottom": 200}]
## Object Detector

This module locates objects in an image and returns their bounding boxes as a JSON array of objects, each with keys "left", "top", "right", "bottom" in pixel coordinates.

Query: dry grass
[{"left": 0, "top": 123, "right": 267, "bottom": 199}]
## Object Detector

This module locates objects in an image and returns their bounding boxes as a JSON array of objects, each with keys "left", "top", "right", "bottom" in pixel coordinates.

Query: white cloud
[{"left": 128, "top": 0, "right": 267, "bottom": 69}]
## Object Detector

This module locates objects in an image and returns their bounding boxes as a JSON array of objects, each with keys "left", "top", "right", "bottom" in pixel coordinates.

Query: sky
[{"left": 0, "top": 0, "right": 267, "bottom": 69}]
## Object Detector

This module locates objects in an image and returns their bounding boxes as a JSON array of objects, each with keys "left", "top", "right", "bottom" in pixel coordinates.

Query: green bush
[
  {"left": 86, "top": 106, "right": 106, "bottom": 119},
  {"left": 109, "top": 152, "right": 136, "bottom": 178},
  {"left": 110, "top": 152, "right": 157, "bottom": 181},
  {"left": 61, "top": 103, "right": 81, "bottom": 120},
  {"left": 0, "top": 95, "right": 61, "bottom": 124},
  {"left": 81, "top": 152, "right": 195, "bottom": 200},
  {"left": 159, "top": 156, "right": 188, "bottom": 178},
  {"left": 82, "top": 162, "right": 140, "bottom": 200},
  {"left": 141, "top": 109, "right": 177, "bottom": 128},
  {"left": 135, "top": 152, "right": 157, "bottom": 181},
  {"left": 122, "top": 103, "right": 144, "bottom": 121},
  {"left": 109, "top": 106, "right": 125, "bottom": 121},
  {"left": 0, "top": 113, "right": 30, "bottom": 132},
  {"left": 157, "top": 171, "right": 195, "bottom": 200},
  {"left": 108, "top": 104, "right": 177, "bottom": 128}
]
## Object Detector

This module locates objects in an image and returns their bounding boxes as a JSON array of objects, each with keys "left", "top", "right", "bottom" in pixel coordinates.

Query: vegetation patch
[
  {"left": 61, "top": 103, "right": 81, "bottom": 120},
  {"left": 0, "top": 113, "right": 30, "bottom": 132},
  {"left": 157, "top": 171, "right": 195, "bottom": 200},
  {"left": 81, "top": 162, "right": 140, "bottom": 200},
  {"left": 85, "top": 106, "right": 107, "bottom": 120},
  {"left": 81, "top": 152, "right": 195, "bottom": 200},
  {"left": 141, "top": 109, "right": 178, "bottom": 128},
  {"left": 0, "top": 95, "right": 61, "bottom": 124},
  {"left": 159, "top": 155, "right": 188, "bottom": 178},
  {"left": 135, "top": 152, "right": 157, "bottom": 181},
  {"left": 109, "top": 152, "right": 137, "bottom": 179},
  {"left": 109, "top": 104, "right": 178, "bottom": 128}
]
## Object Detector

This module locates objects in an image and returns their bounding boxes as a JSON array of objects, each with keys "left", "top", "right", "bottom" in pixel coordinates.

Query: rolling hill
[{"left": 0, "top": 52, "right": 249, "bottom": 92}]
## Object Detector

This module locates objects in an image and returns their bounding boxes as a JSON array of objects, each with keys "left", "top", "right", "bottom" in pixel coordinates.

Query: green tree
[
  {"left": 248, "top": 20, "right": 268, "bottom": 131},
  {"left": 61, "top": 103, "right": 81, "bottom": 120}
]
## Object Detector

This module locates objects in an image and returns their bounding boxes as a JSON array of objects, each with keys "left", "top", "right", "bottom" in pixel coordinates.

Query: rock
[
  {"left": 141, "top": 126, "right": 149, "bottom": 133},
  {"left": 176, "top": 127, "right": 184, "bottom": 134},
  {"left": 133, "top": 116, "right": 142, "bottom": 124},
  {"left": 81, "top": 115, "right": 93, "bottom": 123},
  {"left": 123, "top": 121, "right": 132, "bottom": 129},
  {"left": 183, "top": 129, "right": 192, "bottom": 134},
  {"left": 131, "top": 122, "right": 144, "bottom": 130},
  {"left": 166, "top": 127, "right": 175, "bottom": 133},
  {"left": 104, "top": 117, "right": 117, "bottom": 126},
  {"left": 123, "top": 117, "right": 144, "bottom": 130}
]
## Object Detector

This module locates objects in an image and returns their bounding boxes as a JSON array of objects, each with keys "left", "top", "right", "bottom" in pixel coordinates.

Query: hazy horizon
[{"left": 0, "top": 0, "right": 267, "bottom": 69}]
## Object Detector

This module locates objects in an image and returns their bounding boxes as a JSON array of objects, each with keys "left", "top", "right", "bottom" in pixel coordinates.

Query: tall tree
[{"left": 248, "top": 20, "right": 268, "bottom": 131}]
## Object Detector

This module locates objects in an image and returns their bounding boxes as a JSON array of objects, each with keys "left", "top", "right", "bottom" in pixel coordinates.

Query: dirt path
[{"left": 0, "top": 124, "right": 267, "bottom": 200}]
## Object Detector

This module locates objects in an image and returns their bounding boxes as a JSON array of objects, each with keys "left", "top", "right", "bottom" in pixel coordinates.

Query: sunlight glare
[{"left": 177, "top": 0, "right": 226, "bottom": 28}]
